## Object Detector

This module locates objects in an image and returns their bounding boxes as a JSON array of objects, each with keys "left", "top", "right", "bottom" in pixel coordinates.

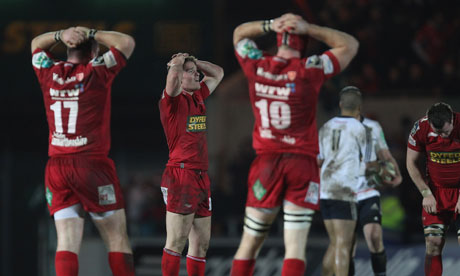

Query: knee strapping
[
  {"left": 283, "top": 209, "right": 314, "bottom": 230},
  {"left": 243, "top": 213, "right": 272, "bottom": 237},
  {"left": 424, "top": 224, "right": 446, "bottom": 237}
]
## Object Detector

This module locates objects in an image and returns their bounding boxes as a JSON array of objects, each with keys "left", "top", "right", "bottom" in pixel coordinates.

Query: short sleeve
[
  {"left": 372, "top": 122, "right": 389, "bottom": 152},
  {"left": 195, "top": 82, "right": 210, "bottom": 100},
  {"left": 159, "top": 89, "right": 180, "bottom": 116},
  {"left": 32, "top": 48, "right": 55, "bottom": 79},
  {"left": 90, "top": 47, "right": 127, "bottom": 81},
  {"left": 407, "top": 119, "right": 425, "bottom": 152},
  {"left": 234, "top": 38, "right": 263, "bottom": 76},
  {"left": 303, "top": 50, "right": 341, "bottom": 81}
]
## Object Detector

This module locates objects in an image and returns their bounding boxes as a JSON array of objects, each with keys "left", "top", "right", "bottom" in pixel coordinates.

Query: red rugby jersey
[
  {"left": 408, "top": 113, "right": 460, "bottom": 187},
  {"left": 32, "top": 47, "right": 127, "bottom": 157},
  {"left": 235, "top": 38, "right": 340, "bottom": 158},
  {"left": 159, "top": 82, "right": 210, "bottom": 170}
]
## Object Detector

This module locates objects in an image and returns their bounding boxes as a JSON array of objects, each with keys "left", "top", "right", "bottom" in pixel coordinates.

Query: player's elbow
[
  {"left": 215, "top": 66, "right": 225, "bottom": 82},
  {"left": 233, "top": 25, "right": 245, "bottom": 47},
  {"left": 346, "top": 36, "right": 359, "bottom": 58},
  {"left": 118, "top": 35, "right": 136, "bottom": 59}
]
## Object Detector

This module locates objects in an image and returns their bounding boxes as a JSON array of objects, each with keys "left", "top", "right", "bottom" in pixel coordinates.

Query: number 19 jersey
[
  {"left": 235, "top": 38, "right": 340, "bottom": 158},
  {"left": 32, "top": 47, "right": 127, "bottom": 157}
]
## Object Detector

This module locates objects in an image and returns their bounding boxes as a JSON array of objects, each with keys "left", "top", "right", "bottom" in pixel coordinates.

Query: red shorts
[
  {"left": 422, "top": 186, "right": 460, "bottom": 226},
  {"left": 160, "top": 166, "right": 211, "bottom": 217},
  {"left": 246, "top": 153, "right": 320, "bottom": 210},
  {"left": 45, "top": 155, "right": 125, "bottom": 216}
]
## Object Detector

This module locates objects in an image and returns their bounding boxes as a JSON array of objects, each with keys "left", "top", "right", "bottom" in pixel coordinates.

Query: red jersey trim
[{"left": 323, "top": 50, "right": 341, "bottom": 76}]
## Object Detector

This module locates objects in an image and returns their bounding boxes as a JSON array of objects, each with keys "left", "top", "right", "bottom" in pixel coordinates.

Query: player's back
[
  {"left": 32, "top": 48, "right": 126, "bottom": 156},
  {"left": 319, "top": 116, "right": 368, "bottom": 201}
]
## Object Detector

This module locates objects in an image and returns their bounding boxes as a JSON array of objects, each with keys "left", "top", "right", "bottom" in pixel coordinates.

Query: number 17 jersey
[
  {"left": 235, "top": 39, "right": 340, "bottom": 158},
  {"left": 32, "top": 47, "right": 127, "bottom": 157}
]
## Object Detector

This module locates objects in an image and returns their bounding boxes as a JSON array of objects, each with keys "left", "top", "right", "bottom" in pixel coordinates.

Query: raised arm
[
  {"left": 406, "top": 147, "right": 437, "bottom": 214},
  {"left": 165, "top": 53, "right": 188, "bottom": 97},
  {"left": 196, "top": 60, "right": 224, "bottom": 94},
  {"left": 287, "top": 17, "right": 359, "bottom": 71},
  {"left": 31, "top": 27, "right": 86, "bottom": 53},
  {"left": 75, "top": 27, "right": 135, "bottom": 59},
  {"left": 232, "top": 14, "right": 293, "bottom": 46}
]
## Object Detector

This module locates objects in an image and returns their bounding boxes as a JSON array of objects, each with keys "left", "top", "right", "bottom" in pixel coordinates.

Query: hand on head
[
  {"left": 168, "top": 52, "right": 192, "bottom": 67},
  {"left": 61, "top": 27, "right": 87, "bottom": 48},
  {"left": 272, "top": 13, "right": 309, "bottom": 34}
]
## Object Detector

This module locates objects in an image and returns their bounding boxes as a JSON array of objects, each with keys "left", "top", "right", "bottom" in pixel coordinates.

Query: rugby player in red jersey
[
  {"left": 230, "top": 13, "right": 359, "bottom": 276},
  {"left": 159, "top": 53, "right": 224, "bottom": 276},
  {"left": 31, "top": 26, "right": 135, "bottom": 276},
  {"left": 407, "top": 102, "right": 460, "bottom": 276}
]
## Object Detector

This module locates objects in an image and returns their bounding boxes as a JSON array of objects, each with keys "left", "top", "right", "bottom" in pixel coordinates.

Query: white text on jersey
[
  {"left": 53, "top": 73, "right": 77, "bottom": 85},
  {"left": 255, "top": 82, "right": 291, "bottom": 100},
  {"left": 256, "top": 67, "right": 288, "bottom": 81}
]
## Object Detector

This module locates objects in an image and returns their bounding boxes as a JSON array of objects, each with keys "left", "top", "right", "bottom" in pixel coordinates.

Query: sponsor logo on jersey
[
  {"left": 259, "top": 128, "right": 275, "bottom": 139},
  {"left": 51, "top": 132, "right": 88, "bottom": 147},
  {"left": 46, "top": 187, "right": 53, "bottom": 206},
  {"left": 98, "top": 184, "right": 116, "bottom": 205},
  {"left": 410, "top": 121, "right": 420, "bottom": 136},
  {"left": 281, "top": 135, "right": 296, "bottom": 145},
  {"left": 408, "top": 135, "right": 416, "bottom": 146},
  {"left": 286, "top": 82, "right": 296, "bottom": 93},
  {"left": 287, "top": 71, "right": 297, "bottom": 81},
  {"left": 305, "top": 181, "right": 319, "bottom": 204},
  {"left": 50, "top": 88, "right": 80, "bottom": 99},
  {"left": 187, "top": 115, "right": 207, "bottom": 132},
  {"left": 52, "top": 73, "right": 77, "bottom": 85},
  {"left": 32, "top": 52, "right": 53, "bottom": 68},
  {"left": 429, "top": 151, "right": 460, "bottom": 164},
  {"left": 256, "top": 67, "right": 288, "bottom": 81},
  {"left": 252, "top": 179, "right": 266, "bottom": 200},
  {"left": 77, "top": 73, "right": 84, "bottom": 82},
  {"left": 236, "top": 39, "right": 263, "bottom": 60},
  {"left": 255, "top": 82, "right": 291, "bottom": 100}
]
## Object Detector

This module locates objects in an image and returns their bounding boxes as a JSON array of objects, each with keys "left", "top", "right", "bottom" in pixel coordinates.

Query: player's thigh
[
  {"left": 284, "top": 154, "right": 320, "bottom": 210},
  {"left": 54, "top": 204, "right": 85, "bottom": 253},
  {"left": 166, "top": 211, "right": 195, "bottom": 239},
  {"left": 283, "top": 202, "right": 314, "bottom": 259},
  {"left": 188, "top": 216, "right": 212, "bottom": 256},
  {"left": 332, "top": 219, "right": 357, "bottom": 246},
  {"left": 91, "top": 208, "right": 132, "bottom": 252}
]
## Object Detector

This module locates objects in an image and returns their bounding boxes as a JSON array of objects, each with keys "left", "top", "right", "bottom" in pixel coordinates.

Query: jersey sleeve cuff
[{"left": 323, "top": 50, "right": 341, "bottom": 76}]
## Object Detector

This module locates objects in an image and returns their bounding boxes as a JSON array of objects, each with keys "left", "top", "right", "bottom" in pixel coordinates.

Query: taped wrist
[
  {"left": 88, "top": 29, "right": 98, "bottom": 39},
  {"left": 262, "top": 19, "right": 274, "bottom": 33},
  {"left": 54, "top": 30, "right": 63, "bottom": 42},
  {"left": 421, "top": 189, "right": 432, "bottom": 197}
]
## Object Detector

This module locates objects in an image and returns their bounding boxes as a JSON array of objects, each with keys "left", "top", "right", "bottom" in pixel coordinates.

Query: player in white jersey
[
  {"left": 351, "top": 117, "right": 402, "bottom": 276},
  {"left": 318, "top": 86, "right": 375, "bottom": 276}
]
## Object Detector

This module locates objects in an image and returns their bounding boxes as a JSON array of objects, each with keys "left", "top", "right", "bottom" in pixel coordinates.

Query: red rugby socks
[
  {"left": 425, "top": 254, "right": 442, "bottom": 276},
  {"left": 162, "top": 248, "right": 181, "bottom": 276},
  {"left": 281, "top": 258, "right": 305, "bottom": 276},
  {"left": 108, "top": 252, "right": 135, "bottom": 276},
  {"left": 55, "top": 251, "right": 78, "bottom": 276},
  {"left": 231, "top": 259, "right": 256, "bottom": 276},
  {"left": 186, "top": 255, "right": 206, "bottom": 276}
]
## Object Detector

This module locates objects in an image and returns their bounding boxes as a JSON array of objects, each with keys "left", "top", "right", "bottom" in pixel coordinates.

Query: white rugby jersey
[
  {"left": 319, "top": 116, "right": 373, "bottom": 202},
  {"left": 357, "top": 118, "right": 388, "bottom": 201}
]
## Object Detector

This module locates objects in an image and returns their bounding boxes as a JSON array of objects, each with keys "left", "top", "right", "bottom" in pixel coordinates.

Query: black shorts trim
[
  {"left": 357, "top": 196, "right": 382, "bottom": 226},
  {"left": 320, "top": 199, "right": 357, "bottom": 220}
]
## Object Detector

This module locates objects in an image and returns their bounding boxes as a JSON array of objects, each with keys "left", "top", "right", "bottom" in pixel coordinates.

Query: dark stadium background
[{"left": 1, "top": 0, "right": 460, "bottom": 275}]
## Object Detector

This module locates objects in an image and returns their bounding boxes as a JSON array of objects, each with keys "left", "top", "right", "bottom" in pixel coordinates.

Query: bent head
[
  {"left": 181, "top": 57, "right": 200, "bottom": 92},
  {"left": 427, "top": 102, "right": 454, "bottom": 138},
  {"left": 67, "top": 40, "right": 99, "bottom": 63},
  {"left": 339, "top": 86, "right": 362, "bottom": 114},
  {"left": 276, "top": 32, "right": 308, "bottom": 57}
]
